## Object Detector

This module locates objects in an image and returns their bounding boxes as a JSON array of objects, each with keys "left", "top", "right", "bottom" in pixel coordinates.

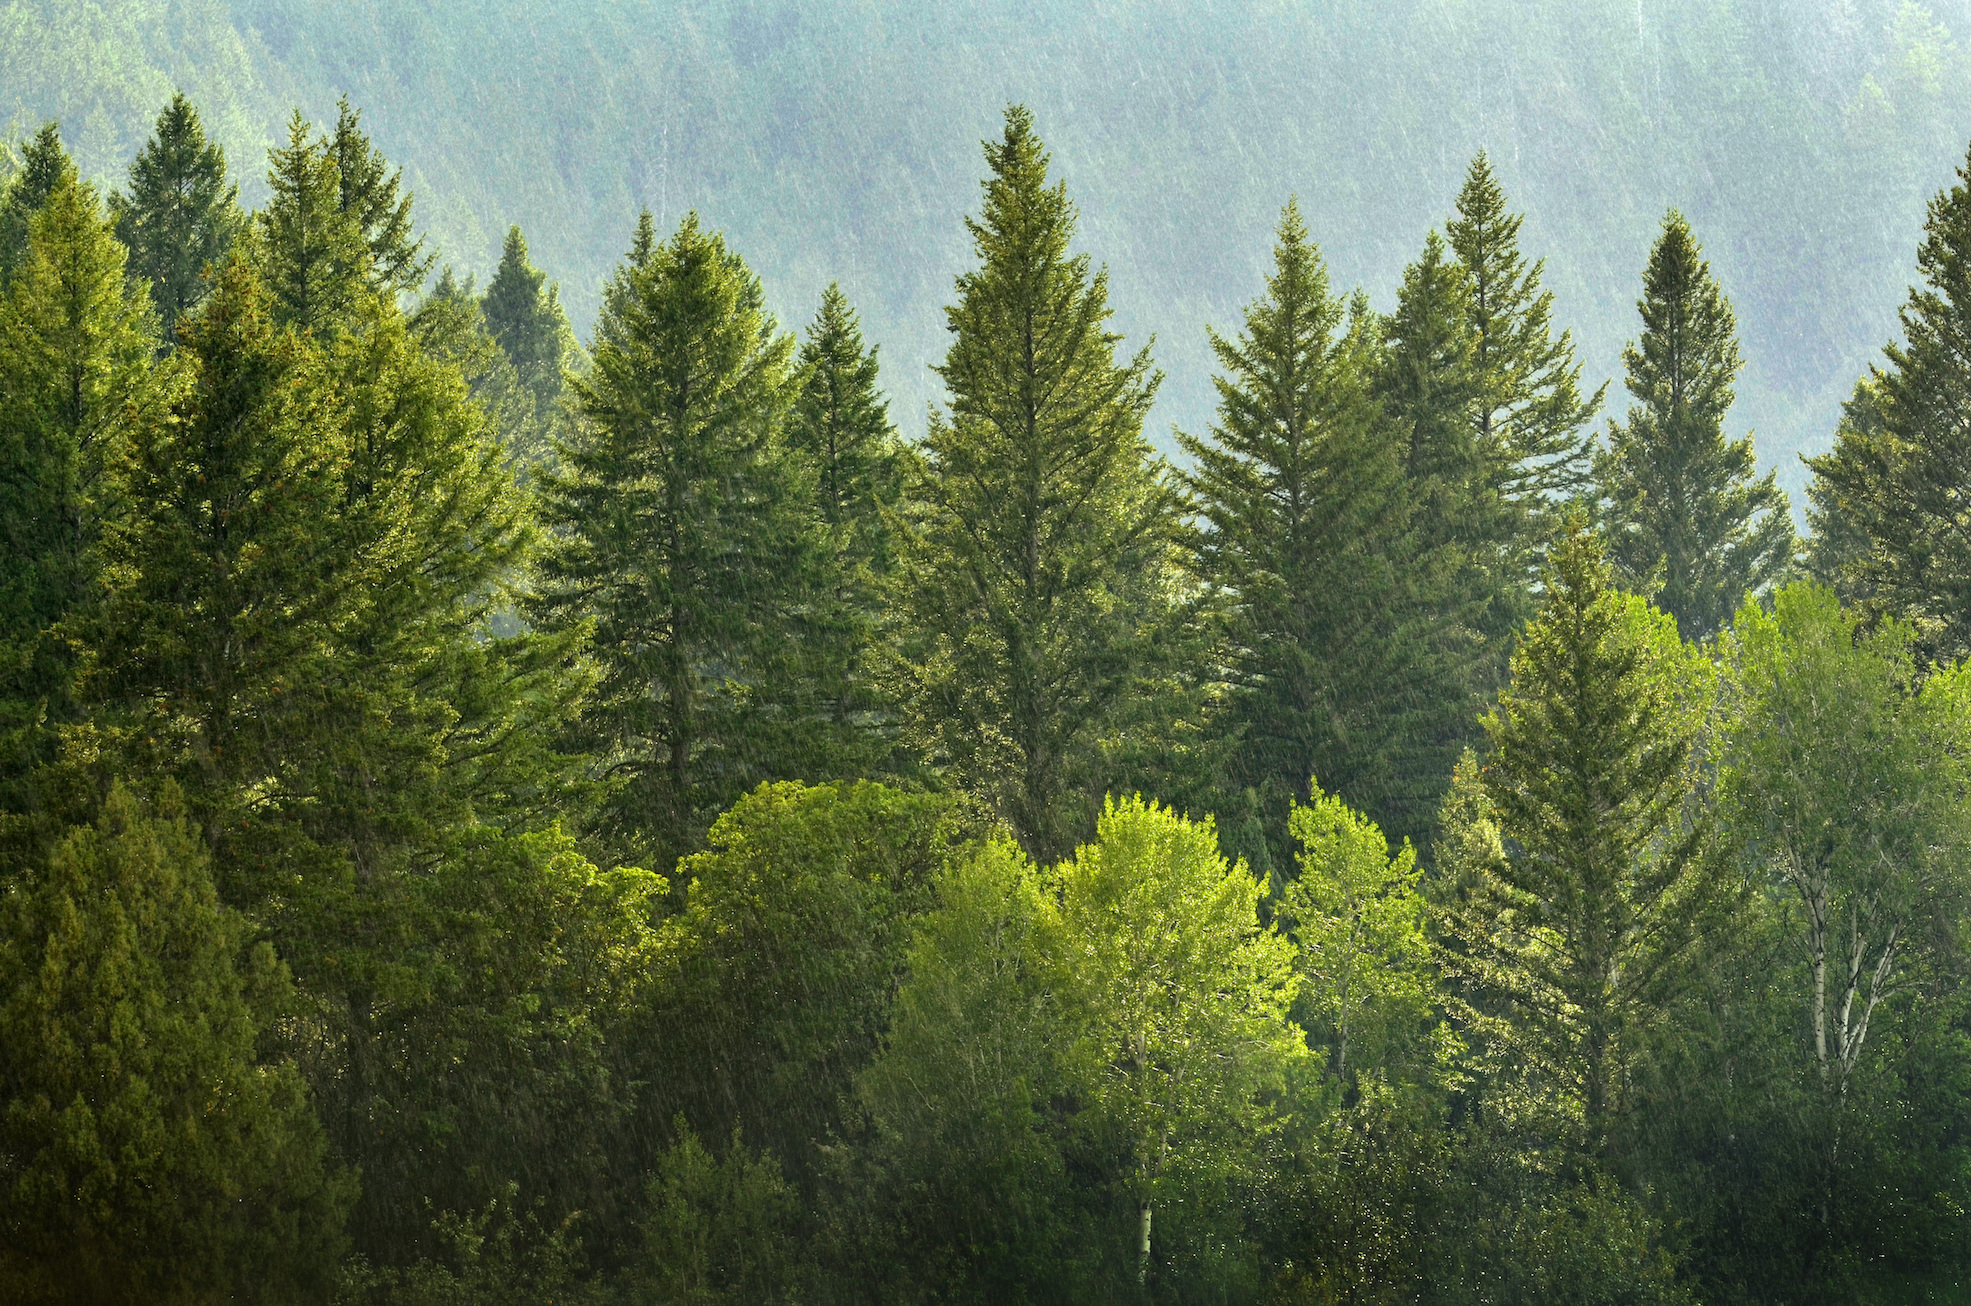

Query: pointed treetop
[
  {"left": 113, "top": 91, "right": 243, "bottom": 340},
  {"left": 330, "top": 95, "right": 432, "bottom": 298},
  {"left": 0, "top": 122, "right": 76, "bottom": 286},
  {"left": 1626, "top": 209, "right": 1741, "bottom": 424}
]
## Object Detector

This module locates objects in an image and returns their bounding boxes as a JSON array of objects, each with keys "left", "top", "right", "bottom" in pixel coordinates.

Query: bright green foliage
[
  {"left": 638, "top": 780, "right": 950, "bottom": 1188},
  {"left": 790, "top": 283, "right": 902, "bottom": 763},
  {"left": 110, "top": 93, "right": 243, "bottom": 341},
  {"left": 1447, "top": 151, "right": 1602, "bottom": 555},
  {"left": 1595, "top": 211, "right": 1793, "bottom": 641},
  {"left": 894, "top": 105, "right": 1181, "bottom": 864},
  {"left": 1722, "top": 584, "right": 1969, "bottom": 1102},
  {"left": 0, "top": 174, "right": 161, "bottom": 818},
  {"left": 0, "top": 785, "right": 351, "bottom": 1305},
  {"left": 1438, "top": 518, "right": 1717, "bottom": 1155},
  {"left": 532, "top": 211, "right": 838, "bottom": 870},
  {"left": 633, "top": 1127, "right": 800, "bottom": 1305},
  {"left": 480, "top": 224, "right": 576, "bottom": 451},
  {"left": 1184, "top": 200, "right": 1448, "bottom": 852},
  {"left": 1280, "top": 784, "right": 1452, "bottom": 1088},
  {"left": 1804, "top": 145, "right": 1971, "bottom": 662},
  {"left": 0, "top": 124, "right": 74, "bottom": 288},
  {"left": 255, "top": 111, "right": 369, "bottom": 334},
  {"left": 330, "top": 96, "right": 433, "bottom": 300}
]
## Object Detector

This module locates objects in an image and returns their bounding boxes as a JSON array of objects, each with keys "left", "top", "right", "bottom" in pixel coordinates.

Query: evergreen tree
[
  {"left": 1447, "top": 151, "right": 1601, "bottom": 564},
  {"left": 1436, "top": 518, "right": 1717, "bottom": 1159},
  {"left": 414, "top": 266, "right": 544, "bottom": 466},
  {"left": 110, "top": 92, "right": 244, "bottom": 341},
  {"left": 895, "top": 105, "right": 1181, "bottom": 864},
  {"left": 790, "top": 283, "right": 902, "bottom": 762},
  {"left": 1803, "top": 145, "right": 1971, "bottom": 662},
  {"left": 531, "top": 211, "right": 829, "bottom": 871},
  {"left": 1183, "top": 200, "right": 1447, "bottom": 856},
  {"left": 480, "top": 223, "right": 575, "bottom": 432},
  {"left": 329, "top": 95, "right": 432, "bottom": 300},
  {"left": 0, "top": 124, "right": 73, "bottom": 288},
  {"left": 1595, "top": 211, "right": 1793, "bottom": 641},
  {"left": 0, "top": 785, "right": 351, "bottom": 1304},
  {"left": 0, "top": 174, "right": 161, "bottom": 820},
  {"left": 255, "top": 111, "right": 368, "bottom": 335}
]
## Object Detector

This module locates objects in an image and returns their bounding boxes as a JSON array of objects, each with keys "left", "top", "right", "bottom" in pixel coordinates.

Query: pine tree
[
  {"left": 0, "top": 784, "right": 351, "bottom": 1303},
  {"left": 110, "top": 92, "right": 244, "bottom": 341},
  {"left": 790, "top": 283, "right": 902, "bottom": 760},
  {"left": 531, "top": 211, "right": 830, "bottom": 870},
  {"left": 480, "top": 224, "right": 574, "bottom": 428},
  {"left": 255, "top": 111, "right": 368, "bottom": 334},
  {"left": 1803, "top": 144, "right": 1971, "bottom": 662},
  {"left": 329, "top": 96, "right": 432, "bottom": 300},
  {"left": 1183, "top": 200, "right": 1448, "bottom": 856},
  {"left": 413, "top": 267, "right": 543, "bottom": 466},
  {"left": 0, "top": 124, "right": 74, "bottom": 288},
  {"left": 0, "top": 174, "right": 161, "bottom": 818},
  {"left": 1447, "top": 151, "right": 1601, "bottom": 562},
  {"left": 895, "top": 106, "right": 1181, "bottom": 864},
  {"left": 1436, "top": 517, "right": 1717, "bottom": 1158},
  {"left": 1595, "top": 211, "right": 1793, "bottom": 641}
]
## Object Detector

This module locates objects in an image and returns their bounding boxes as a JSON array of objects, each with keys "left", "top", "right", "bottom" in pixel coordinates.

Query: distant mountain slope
[{"left": 8, "top": 0, "right": 1970, "bottom": 491}]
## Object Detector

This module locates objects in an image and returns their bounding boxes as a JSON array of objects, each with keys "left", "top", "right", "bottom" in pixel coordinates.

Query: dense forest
[{"left": 9, "top": 59, "right": 1971, "bottom": 1306}]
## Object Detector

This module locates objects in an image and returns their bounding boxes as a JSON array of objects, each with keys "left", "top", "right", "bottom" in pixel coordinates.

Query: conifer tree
[
  {"left": 531, "top": 211, "right": 830, "bottom": 870},
  {"left": 255, "top": 111, "right": 368, "bottom": 334},
  {"left": 1595, "top": 211, "right": 1792, "bottom": 641},
  {"left": 1183, "top": 200, "right": 1448, "bottom": 854},
  {"left": 1447, "top": 151, "right": 1601, "bottom": 556},
  {"left": 895, "top": 106, "right": 1180, "bottom": 863},
  {"left": 111, "top": 92, "right": 244, "bottom": 341},
  {"left": 481, "top": 224, "right": 574, "bottom": 427},
  {"left": 0, "top": 785, "right": 350, "bottom": 1303},
  {"left": 0, "top": 174, "right": 160, "bottom": 816},
  {"left": 0, "top": 124, "right": 74, "bottom": 288},
  {"left": 329, "top": 96, "right": 432, "bottom": 300},
  {"left": 1804, "top": 145, "right": 1971, "bottom": 661},
  {"left": 413, "top": 267, "right": 542, "bottom": 465},
  {"left": 1436, "top": 518, "right": 1717, "bottom": 1158}
]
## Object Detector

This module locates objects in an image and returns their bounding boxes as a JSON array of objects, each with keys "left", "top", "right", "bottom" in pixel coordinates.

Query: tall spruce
[
  {"left": 0, "top": 124, "right": 73, "bottom": 288},
  {"left": 1436, "top": 517, "right": 1716, "bottom": 1159},
  {"left": 0, "top": 174, "right": 160, "bottom": 819},
  {"left": 1447, "top": 151, "right": 1601, "bottom": 567},
  {"left": 256, "top": 111, "right": 368, "bottom": 335},
  {"left": 329, "top": 96, "right": 432, "bottom": 300},
  {"left": 1804, "top": 144, "right": 1971, "bottom": 661},
  {"left": 481, "top": 224, "right": 574, "bottom": 428},
  {"left": 894, "top": 106, "right": 1180, "bottom": 864},
  {"left": 1595, "top": 211, "right": 1793, "bottom": 641},
  {"left": 1183, "top": 200, "right": 1448, "bottom": 855},
  {"left": 111, "top": 92, "right": 244, "bottom": 341},
  {"left": 531, "top": 211, "right": 831, "bottom": 871}
]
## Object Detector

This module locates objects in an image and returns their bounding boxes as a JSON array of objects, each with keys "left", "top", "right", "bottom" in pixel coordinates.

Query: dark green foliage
[
  {"left": 531, "top": 212, "right": 831, "bottom": 871},
  {"left": 414, "top": 267, "right": 547, "bottom": 467},
  {"left": 0, "top": 173, "right": 159, "bottom": 821},
  {"left": 110, "top": 92, "right": 243, "bottom": 342},
  {"left": 893, "top": 106, "right": 1182, "bottom": 865},
  {"left": 0, "top": 784, "right": 352, "bottom": 1304},
  {"left": 0, "top": 124, "right": 74, "bottom": 289},
  {"left": 1595, "top": 212, "right": 1793, "bottom": 642},
  {"left": 331, "top": 96, "right": 434, "bottom": 301},
  {"left": 480, "top": 224, "right": 575, "bottom": 451},
  {"left": 1183, "top": 200, "right": 1448, "bottom": 854},
  {"left": 632, "top": 1128, "right": 801, "bottom": 1305},
  {"left": 256, "top": 111, "right": 369, "bottom": 334}
]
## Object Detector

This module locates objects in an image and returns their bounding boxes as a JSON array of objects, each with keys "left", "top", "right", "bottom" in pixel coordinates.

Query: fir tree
[
  {"left": 1803, "top": 145, "right": 1971, "bottom": 662},
  {"left": 894, "top": 106, "right": 1181, "bottom": 864},
  {"left": 0, "top": 124, "right": 74, "bottom": 288},
  {"left": 480, "top": 224, "right": 574, "bottom": 428},
  {"left": 1595, "top": 211, "right": 1793, "bottom": 641},
  {"left": 531, "top": 211, "right": 830, "bottom": 870},
  {"left": 0, "top": 174, "right": 160, "bottom": 818},
  {"left": 1447, "top": 151, "right": 1601, "bottom": 556},
  {"left": 255, "top": 111, "right": 368, "bottom": 334},
  {"left": 1436, "top": 517, "right": 1717, "bottom": 1158},
  {"left": 329, "top": 96, "right": 432, "bottom": 300},
  {"left": 413, "top": 267, "right": 543, "bottom": 466},
  {"left": 110, "top": 92, "right": 244, "bottom": 341},
  {"left": 1183, "top": 200, "right": 1447, "bottom": 855}
]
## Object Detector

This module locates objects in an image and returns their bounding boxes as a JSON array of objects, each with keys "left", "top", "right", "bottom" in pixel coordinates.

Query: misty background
[{"left": 14, "top": 0, "right": 1971, "bottom": 497}]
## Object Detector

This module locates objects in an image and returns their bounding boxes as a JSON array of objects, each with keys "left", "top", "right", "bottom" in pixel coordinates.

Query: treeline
[{"left": 0, "top": 91, "right": 1969, "bottom": 1305}]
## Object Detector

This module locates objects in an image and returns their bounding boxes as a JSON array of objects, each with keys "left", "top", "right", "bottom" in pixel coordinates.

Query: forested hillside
[
  {"left": 12, "top": 0, "right": 1971, "bottom": 492},
  {"left": 12, "top": 11, "right": 1971, "bottom": 1306}
]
